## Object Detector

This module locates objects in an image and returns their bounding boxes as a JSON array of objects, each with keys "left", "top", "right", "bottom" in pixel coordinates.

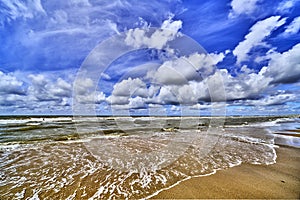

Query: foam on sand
[{"left": 0, "top": 116, "right": 298, "bottom": 199}]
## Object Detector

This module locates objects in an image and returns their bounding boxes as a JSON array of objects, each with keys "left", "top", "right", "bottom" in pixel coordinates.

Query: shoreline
[{"left": 151, "top": 146, "right": 300, "bottom": 199}]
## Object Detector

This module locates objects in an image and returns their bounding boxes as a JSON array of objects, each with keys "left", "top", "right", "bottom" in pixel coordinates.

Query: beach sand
[{"left": 152, "top": 146, "right": 300, "bottom": 199}]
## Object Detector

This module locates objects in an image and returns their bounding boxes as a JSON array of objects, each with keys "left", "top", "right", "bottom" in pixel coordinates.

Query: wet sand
[{"left": 152, "top": 146, "right": 300, "bottom": 199}]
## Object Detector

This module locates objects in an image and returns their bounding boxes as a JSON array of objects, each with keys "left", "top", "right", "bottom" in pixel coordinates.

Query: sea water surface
[{"left": 0, "top": 115, "right": 299, "bottom": 199}]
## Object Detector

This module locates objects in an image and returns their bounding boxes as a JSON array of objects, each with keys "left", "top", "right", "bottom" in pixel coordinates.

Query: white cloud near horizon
[
  {"left": 0, "top": 55, "right": 298, "bottom": 114},
  {"left": 0, "top": 71, "right": 25, "bottom": 96},
  {"left": 27, "top": 74, "right": 72, "bottom": 102},
  {"left": 243, "top": 93, "right": 297, "bottom": 106},
  {"left": 1, "top": 39, "right": 299, "bottom": 113}
]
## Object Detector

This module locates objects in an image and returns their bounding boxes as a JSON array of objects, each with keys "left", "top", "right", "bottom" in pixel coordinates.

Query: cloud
[
  {"left": 106, "top": 20, "right": 120, "bottom": 35},
  {"left": 73, "top": 77, "right": 106, "bottom": 104},
  {"left": 124, "top": 19, "right": 182, "bottom": 49},
  {"left": 110, "top": 96, "right": 147, "bottom": 110},
  {"left": 149, "top": 52, "right": 223, "bottom": 86},
  {"left": 183, "top": 52, "right": 222, "bottom": 76},
  {"left": 112, "top": 78, "right": 148, "bottom": 97},
  {"left": 1, "top": 1, "right": 183, "bottom": 72},
  {"left": 151, "top": 60, "right": 190, "bottom": 85},
  {"left": 0, "top": 71, "right": 25, "bottom": 95},
  {"left": 233, "top": 16, "right": 286, "bottom": 64},
  {"left": 104, "top": 47, "right": 289, "bottom": 109},
  {"left": 173, "top": 84, "right": 199, "bottom": 104},
  {"left": 208, "top": 68, "right": 271, "bottom": 101},
  {"left": 0, "top": 71, "right": 75, "bottom": 112},
  {"left": 1, "top": 63, "right": 297, "bottom": 114},
  {"left": 106, "top": 78, "right": 148, "bottom": 106},
  {"left": 283, "top": 16, "right": 300, "bottom": 35},
  {"left": 1, "top": 1, "right": 299, "bottom": 115},
  {"left": 49, "top": 10, "right": 68, "bottom": 25},
  {"left": 243, "top": 93, "right": 296, "bottom": 106},
  {"left": 141, "top": 81, "right": 208, "bottom": 106},
  {"left": 152, "top": 86, "right": 179, "bottom": 105},
  {"left": 208, "top": 52, "right": 226, "bottom": 65},
  {"left": 7, "top": 40, "right": 295, "bottom": 113},
  {"left": 136, "top": 51, "right": 225, "bottom": 105},
  {"left": 27, "top": 74, "right": 49, "bottom": 102},
  {"left": 0, "top": 0, "right": 46, "bottom": 25},
  {"left": 190, "top": 103, "right": 213, "bottom": 110},
  {"left": 128, "top": 96, "right": 145, "bottom": 109},
  {"left": 263, "top": 43, "right": 300, "bottom": 84},
  {"left": 228, "top": 0, "right": 261, "bottom": 18},
  {"left": 214, "top": 43, "right": 300, "bottom": 107},
  {"left": 28, "top": 74, "right": 72, "bottom": 101},
  {"left": 76, "top": 91, "right": 106, "bottom": 104},
  {"left": 74, "top": 77, "right": 93, "bottom": 95},
  {"left": 277, "top": 0, "right": 300, "bottom": 13},
  {"left": 0, "top": 94, "right": 25, "bottom": 106},
  {"left": 161, "top": 16, "right": 183, "bottom": 31},
  {"left": 100, "top": 73, "right": 111, "bottom": 80},
  {"left": 107, "top": 96, "right": 129, "bottom": 105},
  {"left": 48, "top": 78, "right": 72, "bottom": 97},
  {"left": 170, "top": 105, "right": 180, "bottom": 112}
]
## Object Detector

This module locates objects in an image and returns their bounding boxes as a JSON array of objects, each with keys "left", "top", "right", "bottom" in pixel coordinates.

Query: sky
[{"left": 0, "top": 0, "right": 299, "bottom": 116}]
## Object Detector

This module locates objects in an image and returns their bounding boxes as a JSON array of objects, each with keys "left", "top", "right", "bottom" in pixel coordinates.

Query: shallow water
[{"left": 0, "top": 115, "right": 299, "bottom": 199}]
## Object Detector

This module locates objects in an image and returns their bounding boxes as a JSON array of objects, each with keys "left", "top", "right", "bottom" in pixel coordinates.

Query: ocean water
[{"left": 0, "top": 115, "right": 299, "bottom": 199}]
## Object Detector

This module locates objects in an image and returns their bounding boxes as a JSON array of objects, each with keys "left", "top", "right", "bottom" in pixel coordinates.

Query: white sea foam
[
  {"left": 274, "top": 134, "right": 300, "bottom": 148},
  {"left": 15, "top": 188, "right": 25, "bottom": 200},
  {"left": 27, "top": 189, "right": 41, "bottom": 200},
  {"left": 2, "top": 116, "right": 297, "bottom": 199},
  {"left": 30, "top": 117, "right": 73, "bottom": 122},
  {"left": 0, "top": 133, "right": 278, "bottom": 199},
  {"left": 0, "top": 119, "right": 30, "bottom": 125}
]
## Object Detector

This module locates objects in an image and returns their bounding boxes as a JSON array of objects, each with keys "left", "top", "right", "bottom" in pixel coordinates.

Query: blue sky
[{"left": 0, "top": 0, "right": 299, "bottom": 116}]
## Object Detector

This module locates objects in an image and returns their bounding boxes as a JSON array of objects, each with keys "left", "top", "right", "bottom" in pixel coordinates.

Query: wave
[
  {"left": 0, "top": 116, "right": 299, "bottom": 199},
  {"left": 0, "top": 129, "right": 277, "bottom": 199}
]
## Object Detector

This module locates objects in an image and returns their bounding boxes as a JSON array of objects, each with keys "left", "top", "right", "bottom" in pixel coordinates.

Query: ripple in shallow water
[{"left": 0, "top": 127, "right": 277, "bottom": 199}]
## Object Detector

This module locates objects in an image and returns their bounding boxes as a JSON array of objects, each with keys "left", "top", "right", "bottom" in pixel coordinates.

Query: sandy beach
[{"left": 152, "top": 146, "right": 300, "bottom": 199}]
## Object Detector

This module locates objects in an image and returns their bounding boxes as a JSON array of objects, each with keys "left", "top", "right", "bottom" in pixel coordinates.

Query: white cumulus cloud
[
  {"left": 263, "top": 43, "right": 300, "bottom": 84},
  {"left": 125, "top": 19, "right": 182, "bottom": 49},
  {"left": 229, "top": 0, "right": 261, "bottom": 18},
  {"left": 112, "top": 78, "right": 148, "bottom": 97},
  {"left": 149, "top": 52, "right": 223, "bottom": 86},
  {"left": 0, "top": 71, "right": 25, "bottom": 95},
  {"left": 28, "top": 74, "right": 72, "bottom": 101}
]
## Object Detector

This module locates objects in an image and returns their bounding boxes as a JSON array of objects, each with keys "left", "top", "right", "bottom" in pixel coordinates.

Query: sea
[{"left": 0, "top": 115, "right": 299, "bottom": 199}]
